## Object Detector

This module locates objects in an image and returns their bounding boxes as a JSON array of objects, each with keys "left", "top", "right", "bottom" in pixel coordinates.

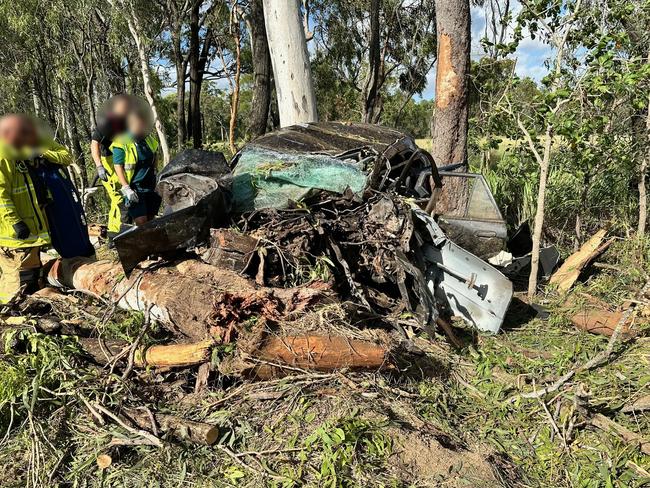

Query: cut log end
[
  {"left": 96, "top": 454, "right": 112, "bottom": 470},
  {"left": 78, "top": 338, "right": 214, "bottom": 369},
  {"left": 204, "top": 426, "right": 220, "bottom": 445}
]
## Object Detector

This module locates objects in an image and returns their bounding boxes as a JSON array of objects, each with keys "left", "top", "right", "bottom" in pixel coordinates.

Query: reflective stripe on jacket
[
  {"left": 0, "top": 140, "right": 73, "bottom": 248},
  {"left": 109, "top": 134, "right": 159, "bottom": 185}
]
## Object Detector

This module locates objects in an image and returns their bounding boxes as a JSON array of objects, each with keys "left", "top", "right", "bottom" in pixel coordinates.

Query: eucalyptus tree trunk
[
  {"left": 430, "top": 0, "right": 471, "bottom": 222},
  {"left": 34, "top": 54, "right": 57, "bottom": 128},
  {"left": 262, "top": 0, "right": 318, "bottom": 127},
  {"left": 430, "top": 0, "right": 470, "bottom": 168},
  {"left": 248, "top": 0, "right": 272, "bottom": 137},
  {"left": 527, "top": 127, "right": 553, "bottom": 298},
  {"left": 83, "top": 70, "right": 98, "bottom": 131},
  {"left": 638, "top": 93, "right": 650, "bottom": 236},
  {"left": 67, "top": 88, "right": 87, "bottom": 175},
  {"left": 187, "top": 2, "right": 212, "bottom": 149},
  {"left": 171, "top": 24, "right": 188, "bottom": 149},
  {"left": 363, "top": 0, "right": 382, "bottom": 123},
  {"left": 32, "top": 91, "right": 42, "bottom": 117},
  {"left": 62, "top": 85, "right": 88, "bottom": 185},
  {"left": 187, "top": 2, "right": 201, "bottom": 148},
  {"left": 119, "top": 0, "right": 171, "bottom": 165},
  {"left": 525, "top": 0, "right": 582, "bottom": 298},
  {"left": 228, "top": 25, "right": 242, "bottom": 154}
]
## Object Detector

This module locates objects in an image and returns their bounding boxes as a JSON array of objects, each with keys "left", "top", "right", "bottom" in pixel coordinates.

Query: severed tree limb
[
  {"left": 591, "top": 414, "right": 650, "bottom": 455},
  {"left": 91, "top": 402, "right": 163, "bottom": 448},
  {"left": 78, "top": 338, "right": 214, "bottom": 369},
  {"left": 242, "top": 335, "right": 391, "bottom": 379},
  {"left": 122, "top": 408, "right": 219, "bottom": 446}
]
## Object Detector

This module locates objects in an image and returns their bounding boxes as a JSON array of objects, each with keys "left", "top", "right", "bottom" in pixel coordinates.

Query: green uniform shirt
[{"left": 112, "top": 136, "right": 156, "bottom": 193}]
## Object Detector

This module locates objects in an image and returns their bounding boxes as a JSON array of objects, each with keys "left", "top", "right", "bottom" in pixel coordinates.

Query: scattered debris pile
[
  {"left": 18, "top": 123, "right": 642, "bottom": 393},
  {"left": 113, "top": 149, "right": 232, "bottom": 274},
  {"left": 48, "top": 122, "right": 516, "bottom": 372},
  {"left": 237, "top": 193, "right": 438, "bottom": 328}
]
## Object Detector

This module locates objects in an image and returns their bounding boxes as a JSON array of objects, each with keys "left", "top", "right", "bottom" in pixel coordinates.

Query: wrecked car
[
  {"left": 113, "top": 121, "right": 513, "bottom": 334},
  {"left": 229, "top": 122, "right": 512, "bottom": 332},
  {"left": 232, "top": 122, "right": 508, "bottom": 260}
]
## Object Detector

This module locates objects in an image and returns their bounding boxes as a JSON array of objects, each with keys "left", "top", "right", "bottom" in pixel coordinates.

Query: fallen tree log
[
  {"left": 122, "top": 408, "right": 219, "bottom": 445},
  {"left": 77, "top": 338, "right": 214, "bottom": 368},
  {"left": 591, "top": 413, "right": 650, "bottom": 455},
  {"left": 47, "top": 257, "right": 329, "bottom": 341},
  {"left": 4, "top": 322, "right": 389, "bottom": 378},
  {"left": 235, "top": 335, "right": 391, "bottom": 379}
]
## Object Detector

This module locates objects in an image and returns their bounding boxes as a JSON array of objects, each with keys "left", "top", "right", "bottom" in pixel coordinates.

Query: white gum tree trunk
[
  {"left": 262, "top": 0, "right": 318, "bottom": 127},
  {"left": 108, "top": 0, "right": 171, "bottom": 165},
  {"left": 128, "top": 8, "right": 171, "bottom": 165}
]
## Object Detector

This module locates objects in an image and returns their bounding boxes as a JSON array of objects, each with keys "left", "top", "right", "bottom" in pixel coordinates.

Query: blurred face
[
  {"left": 127, "top": 113, "right": 147, "bottom": 138},
  {"left": 111, "top": 97, "right": 131, "bottom": 118},
  {"left": 0, "top": 115, "right": 38, "bottom": 149}
]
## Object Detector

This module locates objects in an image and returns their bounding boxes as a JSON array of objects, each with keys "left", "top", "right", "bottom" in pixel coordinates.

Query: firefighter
[
  {"left": 111, "top": 106, "right": 161, "bottom": 227},
  {"left": 90, "top": 95, "right": 132, "bottom": 242},
  {"left": 0, "top": 114, "right": 73, "bottom": 304}
]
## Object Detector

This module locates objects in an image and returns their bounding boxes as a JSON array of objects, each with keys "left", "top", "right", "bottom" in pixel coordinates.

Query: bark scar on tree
[{"left": 435, "top": 33, "right": 459, "bottom": 110}]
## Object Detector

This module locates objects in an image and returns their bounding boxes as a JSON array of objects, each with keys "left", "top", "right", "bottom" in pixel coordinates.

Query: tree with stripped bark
[{"left": 430, "top": 0, "right": 470, "bottom": 170}]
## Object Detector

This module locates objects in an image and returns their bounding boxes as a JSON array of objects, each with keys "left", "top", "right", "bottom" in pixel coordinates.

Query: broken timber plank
[
  {"left": 550, "top": 230, "right": 611, "bottom": 292},
  {"left": 198, "top": 229, "right": 259, "bottom": 272},
  {"left": 570, "top": 308, "right": 634, "bottom": 338},
  {"left": 567, "top": 294, "right": 636, "bottom": 338}
]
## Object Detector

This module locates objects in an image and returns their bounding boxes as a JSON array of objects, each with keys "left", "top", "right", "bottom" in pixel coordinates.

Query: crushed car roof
[{"left": 247, "top": 121, "right": 419, "bottom": 157}]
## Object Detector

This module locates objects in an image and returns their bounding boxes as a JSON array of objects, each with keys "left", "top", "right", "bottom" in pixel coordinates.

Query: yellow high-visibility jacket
[
  {"left": 0, "top": 139, "right": 73, "bottom": 248},
  {"left": 109, "top": 133, "right": 159, "bottom": 185}
]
